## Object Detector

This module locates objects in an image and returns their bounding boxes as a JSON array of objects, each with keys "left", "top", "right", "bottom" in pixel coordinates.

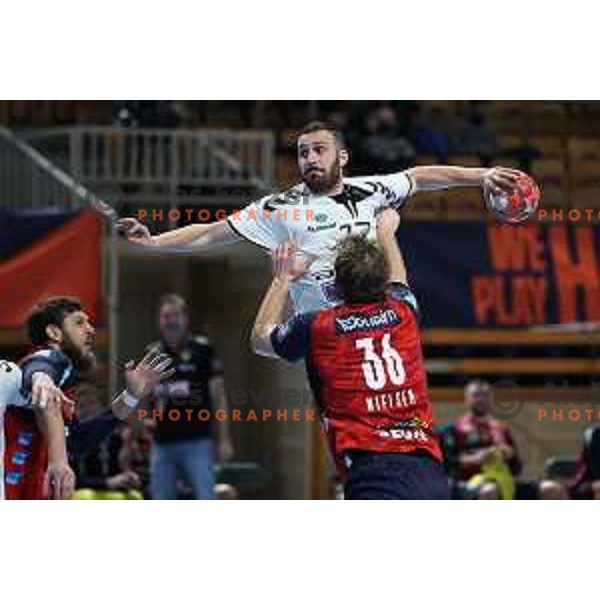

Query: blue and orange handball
[{"left": 484, "top": 172, "right": 540, "bottom": 223}]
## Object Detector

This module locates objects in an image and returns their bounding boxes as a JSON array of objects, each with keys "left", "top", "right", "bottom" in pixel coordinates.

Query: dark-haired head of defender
[
  {"left": 27, "top": 297, "right": 96, "bottom": 370},
  {"left": 333, "top": 235, "right": 390, "bottom": 305}
]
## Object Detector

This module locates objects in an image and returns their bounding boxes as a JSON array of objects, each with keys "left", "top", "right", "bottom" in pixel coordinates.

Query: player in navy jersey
[
  {"left": 2, "top": 297, "right": 174, "bottom": 500},
  {"left": 251, "top": 209, "right": 449, "bottom": 499},
  {"left": 116, "top": 120, "right": 521, "bottom": 313}
]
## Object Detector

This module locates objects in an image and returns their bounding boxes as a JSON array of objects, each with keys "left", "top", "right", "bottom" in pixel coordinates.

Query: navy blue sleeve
[
  {"left": 269, "top": 312, "right": 317, "bottom": 362},
  {"left": 388, "top": 282, "right": 420, "bottom": 320},
  {"left": 20, "top": 349, "right": 74, "bottom": 394},
  {"left": 67, "top": 409, "right": 121, "bottom": 459}
]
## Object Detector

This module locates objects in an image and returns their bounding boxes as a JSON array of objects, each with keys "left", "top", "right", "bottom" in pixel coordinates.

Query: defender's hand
[
  {"left": 44, "top": 462, "right": 76, "bottom": 500},
  {"left": 124, "top": 349, "right": 175, "bottom": 400},
  {"left": 31, "top": 372, "right": 71, "bottom": 409},
  {"left": 272, "top": 241, "right": 314, "bottom": 282}
]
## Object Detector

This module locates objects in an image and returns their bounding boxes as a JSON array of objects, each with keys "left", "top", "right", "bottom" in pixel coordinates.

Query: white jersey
[
  {"left": 227, "top": 172, "right": 413, "bottom": 312},
  {"left": 0, "top": 361, "right": 27, "bottom": 500}
]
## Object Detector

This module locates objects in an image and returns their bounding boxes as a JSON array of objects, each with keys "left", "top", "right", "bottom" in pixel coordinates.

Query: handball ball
[
  {"left": 484, "top": 173, "right": 540, "bottom": 223},
  {"left": 0, "top": 361, "right": 23, "bottom": 408}
]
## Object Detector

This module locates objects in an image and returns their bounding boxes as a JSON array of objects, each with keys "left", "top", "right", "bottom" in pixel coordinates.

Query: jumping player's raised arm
[
  {"left": 115, "top": 190, "right": 291, "bottom": 252},
  {"left": 405, "top": 165, "right": 521, "bottom": 197},
  {"left": 115, "top": 218, "right": 241, "bottom": 252}
]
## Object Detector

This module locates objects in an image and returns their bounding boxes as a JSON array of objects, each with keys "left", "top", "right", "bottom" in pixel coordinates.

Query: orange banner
[{"left": 0, "top": 211, "right": 102, "bottom": 328}]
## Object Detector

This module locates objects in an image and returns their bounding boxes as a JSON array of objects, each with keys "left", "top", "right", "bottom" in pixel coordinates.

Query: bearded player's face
[
  {"left": 297, "top": 130, "right": 347, "bottom": 194},
  {"left": 60, "top": 310, "right": 96, "bottom": 368}
]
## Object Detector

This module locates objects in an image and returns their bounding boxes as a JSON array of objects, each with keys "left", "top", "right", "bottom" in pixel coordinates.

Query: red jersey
[
  {"left": 270, "top": 283, "right": 442, "bottom": 477},
  {"left": 4, "top": 346, "right": 76, "bottom": 500}
]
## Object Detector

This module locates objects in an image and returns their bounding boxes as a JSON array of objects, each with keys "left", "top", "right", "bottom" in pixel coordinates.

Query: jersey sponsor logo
[
  {"left": 10, "top": 451, "right": 29, "bottom": 466},
  {"left": 375, "top": 427, "right": 429, "bottom": 442},
  {"left": 374, "top": 417, "right": 431, "bottom": 442},
  {"left": 17, "top": 432, "right": 34, "bottom": 447},
  {"left": 5, "top": 471, "right": 23, "bottom": 485},
  {"left": 335, "top": 308, "right": 400, "bottom": 335},
  {"left": 308, "top": 221, "right": 337, "bottom": 233}
]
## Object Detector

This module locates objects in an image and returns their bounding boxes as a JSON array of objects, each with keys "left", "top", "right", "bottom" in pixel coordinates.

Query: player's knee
[
  {"left": 477, "top": 481, "right": 500, "bottom": 500},
  {"left": 538, "top": 479, "right": 568, "bottom": 500}
]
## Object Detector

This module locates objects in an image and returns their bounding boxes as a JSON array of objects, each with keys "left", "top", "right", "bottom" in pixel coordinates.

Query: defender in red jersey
[
  {"left": 252, "top": 209, "right": 449, "bottom": 499},
  {"left": 3, "top": 297, "right": 174, "bottom": 500}
]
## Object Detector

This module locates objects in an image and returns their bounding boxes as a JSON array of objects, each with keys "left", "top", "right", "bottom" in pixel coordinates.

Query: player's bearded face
[
  {"left": 298, "top": 134, "right": 345, "bottom": 194},
  {"left": 60, "top": 311, "right": 96, "bottom": 369}
]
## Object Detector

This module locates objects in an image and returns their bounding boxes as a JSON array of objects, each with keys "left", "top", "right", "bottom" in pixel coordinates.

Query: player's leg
[
  {"left": 179, "top": 438, "right": 216, "bottom": 500},
  {"left": 150, "top": 442, "right": 179, "bottom": 500}
]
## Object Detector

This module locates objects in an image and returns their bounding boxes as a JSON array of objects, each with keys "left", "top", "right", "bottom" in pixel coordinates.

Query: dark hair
[
  {"left": 334, "top": 236, "right": 389, "bottom": 304},
  {"left": 27, "top": 297, "right": 83, "bottom": 346},
  {"left": 299, "top": 120, "right": 346, "bottom": 149}
]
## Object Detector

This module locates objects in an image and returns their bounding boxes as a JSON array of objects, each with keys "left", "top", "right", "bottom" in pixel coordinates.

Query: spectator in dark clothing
[
  {"left": 454, "top": 101, "right": 497, "bottom": 166},
  {"left": 359, "top": 105, "right": 416, "bottom": 174},
  {"left": 440, "top": 379, "right": 522, "bottom": 499},
  {"left": 73, "top": 423, "right": 144, "bottom": 500},
  {"left": 570, "top": 426, "right": 600, "bottom": 500},
  {"left": 412, "top": 106, "right": 451, "bottom": 164},
  {"left": 146, "top": 294, "right": 234, "bottom": 500}
]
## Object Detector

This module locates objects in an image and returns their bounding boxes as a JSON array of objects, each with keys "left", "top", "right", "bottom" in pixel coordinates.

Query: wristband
[{"left": 123, "top": 391, "right": 140, "bottom": 408}]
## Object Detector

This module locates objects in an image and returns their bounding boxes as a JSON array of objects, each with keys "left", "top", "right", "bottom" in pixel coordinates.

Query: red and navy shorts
[{"left": 343, "top": 450, "right": 450, "bottom": 500}]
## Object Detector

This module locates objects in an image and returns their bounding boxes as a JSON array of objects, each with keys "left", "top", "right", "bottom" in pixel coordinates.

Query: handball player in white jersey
[{"left": 117, "top": 120, "right": 520, "bottom": 313}]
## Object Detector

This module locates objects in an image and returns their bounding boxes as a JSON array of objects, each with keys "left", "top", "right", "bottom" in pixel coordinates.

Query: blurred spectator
[
  {"left": 147, "top": 294, "right": 234, "bottom": 500},
  {"left": 570, "top": 426, "right": 600, "bottom": 499},
  {"left": 72, "top": 423, "right": 144, "bottom": 500},
  {"left": 359, "top": 104, "right": 416, "bottom": 173},
  {"left": 440, "top": 379, "right": 522, "bottom": 499},
  {"left": 113, "top": 101, "right": 183, "bottom": 128},
  {"left": 454, "top": 101, "right": 497, "bottom": 166},
  {"left": 501, "top": 134, "right": 542, "bottom": 173},
  {"left": 412, "top": 105, "right": 451, "bottom": 163}
]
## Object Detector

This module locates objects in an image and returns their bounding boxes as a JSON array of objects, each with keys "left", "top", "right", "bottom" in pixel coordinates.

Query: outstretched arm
[
  {"left": 251, "top": 243, "right": 297, "bottom": 357},
  {"left": 406, "top": 165, "right": 521, "bottom": 197},
  {"left": 67, "top": 349, "right": 175, "bottom": 457},
  {"left": 376, "top": 209, "right": 408, "bottom": 285},
  {"left": 115, "top": 218, "right": 241, "bottom": 252}
]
